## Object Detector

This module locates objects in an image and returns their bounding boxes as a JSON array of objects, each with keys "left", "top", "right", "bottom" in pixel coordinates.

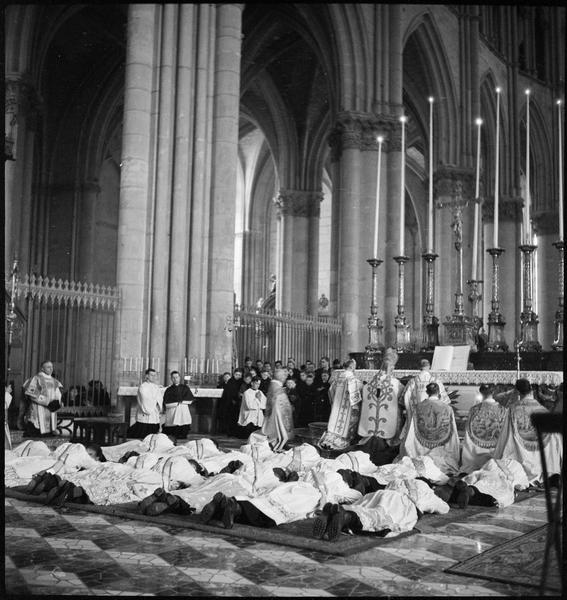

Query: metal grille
[
  {"left": 10, "top": 274, "right": 119, "bottom": 413},
  {"left": 233, "top": 304, "right": 342, "bottom": 367}
]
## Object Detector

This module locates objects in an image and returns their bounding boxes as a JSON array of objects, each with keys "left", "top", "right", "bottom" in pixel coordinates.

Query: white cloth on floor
[
  {"left": 199, "top": 450, "right": 253, "bottom": 474},
  {"left": 386, "top": 478, "right": 450, "bottom": 514},
  {"left": 172, "top": 472, "right": 254, "bottom": 513},
  {"left": 348, "top": 489, "right": 418, "bottom": 533},
  {"left": 101, "top": 439, "right": 149, "bottom": 462},
  {"left": 307, "top": 465, "right": 363, "bottom": 507},
  {"left": 239, "top": 481, "right": 321, "bottom": 525},
  {"left": 63, "top": 462, "right": 165, "bottom": 505},
  {"left": 239, "top": 433, "right": 274, "bottom": 461},
  {"left": 177, "top": 438, "right": 223, "bottom": 459},
  {"left": 463, "top": 458, "right": 529, "bottom": 507},
  {"left": 51, "top": 442, "right": 100, "bottom": 471},
  {"left": 372, "top": 456, "right": 449, "bottom": 486},
  {"left": 11, "top": 440, "right": 52, "bottom": 457}
]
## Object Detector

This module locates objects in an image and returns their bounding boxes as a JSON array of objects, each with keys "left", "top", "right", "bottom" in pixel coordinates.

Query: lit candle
[
  {"left": 525, "top": 89, "right": 531, "bottom": 244},
  {"left": 472, "top": 118, "right": 482, "bottom": 280},
  {"left": 399, "top": 115, "right": 407, "bottom": 256},
  {"left": 558, "top": 100, "right": 564, "bottom": 241},
  {"left": 428, "top": 97, "right": 434, "bottom": 253},
  {"left": 373, "top": 136, "right": 384, "bottom": 258},
  {"left": 184, "top": 356, "right": 188, "bottom": 373},
  {"left": 494, "top": 87, "right": 501, "bottom": 248}
]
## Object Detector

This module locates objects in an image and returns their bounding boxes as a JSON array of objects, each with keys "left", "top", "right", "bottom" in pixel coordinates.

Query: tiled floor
[{"left": 4, "top": 491, "right": 558, "bottom": 596}]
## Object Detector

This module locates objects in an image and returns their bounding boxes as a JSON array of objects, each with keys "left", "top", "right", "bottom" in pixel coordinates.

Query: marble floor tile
[{"left": 4, "top": 490, "right": 552, "bottom": 597}]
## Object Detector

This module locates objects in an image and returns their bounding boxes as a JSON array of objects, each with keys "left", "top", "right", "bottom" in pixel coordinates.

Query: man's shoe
[
  {"left": 138, "top": 488, "right": 167, "bottom": 514},
  {"left": 164, "top": 493, "right": 195, "bottom": 516},
  {"left": 221, "top": 497, "right": 241, "bottom": 529},
  {"left": 24, "top": 471, "right": 48, "bottom": 494},
  {"left": 312, "top": 502, "right": 333, "bottom": 539},
  {"left": 46, "top": 479, "right": 68, "bottom": 504},
  {"left": 145, "top": 502, "right": 171, "bottom": 516},
  {"left": 326, "top": 505, "right": 347, "bottom": 541},
  {"left": 35, "top": 473, "right": 60, "bottom": 495},
  {"left": 286, "top": 471, "right": 299, "bottom": 482},
  {"left": 201, "top": 492, "right": 226, "bottom": 524}
]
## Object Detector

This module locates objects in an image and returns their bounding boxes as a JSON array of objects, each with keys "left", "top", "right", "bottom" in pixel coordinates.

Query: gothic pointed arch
[{"left": 403, "top": 11, "right": 459, "bottom": 165}]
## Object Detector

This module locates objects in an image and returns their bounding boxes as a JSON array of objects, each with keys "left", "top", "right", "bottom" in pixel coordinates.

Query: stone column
[
  {"left": 77, "top": 181, "right": 101, "bottom": 282},
  {"left": 5, "top": 79, "right": 39, "bottom": 275},
  {"left": 274, "top": 190, "right": 322, "bottom": 314},
  {"left": 205, "top": 3, "right": 243, "bottom": 371},
  {"left": 115, "top": 4, "right": 159, "bottom": 368},
  {"left": 532, "top": 213, "right": 558, "bottom": 349}
]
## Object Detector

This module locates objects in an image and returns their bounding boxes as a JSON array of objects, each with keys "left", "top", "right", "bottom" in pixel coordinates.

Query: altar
[{"left": 116, "top": 386, "right": 223, "bottom": 434}]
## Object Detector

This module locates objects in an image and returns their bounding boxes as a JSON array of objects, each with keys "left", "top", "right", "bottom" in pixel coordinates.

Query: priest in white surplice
[{"left": 23, "top": 360, "right": 63, "bottom": 436}]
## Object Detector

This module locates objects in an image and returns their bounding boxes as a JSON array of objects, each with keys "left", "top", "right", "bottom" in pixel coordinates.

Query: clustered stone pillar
[
  {"left": 274, "top": 190, "right": 323, "bottom": 314},
  {"left": 115, "top": 3, "right": 243, "bottom": 385},
  {"left": 5, "top": 78, "right": 39, "bottom": 276}
]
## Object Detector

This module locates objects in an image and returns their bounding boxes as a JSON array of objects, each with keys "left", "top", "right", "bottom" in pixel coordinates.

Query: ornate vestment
[
  {"left": 358, "top": 370, "right": 404, "bottom": 443},
  {"left": 493, "top": 396, "right": 562, "bottom": 483},
  {"left": 398, "top": 396, "right": 460, "bottom": 474},
  {"left": 23, "top": 372, "right": 63, "bottom": 434},
  {"left": 318, "top": 370, "right": 363, "bottom": 450},
  {"left": 261, "top": 381, "right": 294, "bottom": 452},
  {"left": 460, "top": 399, "right": 507, "bottom": 473}
]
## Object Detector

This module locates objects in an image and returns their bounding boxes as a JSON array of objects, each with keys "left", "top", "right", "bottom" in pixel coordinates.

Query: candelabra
[
  {"left": 421, "top": 252, "right": 439, "bottom": 351},
  {"left": 5, "top": 257, "right": 19, "bottom": 378},
  {"left": 393, "top": 255, "right": 413, "bottom": 352},
  {"left": 552, "top": 241, "right": 564, "bottom": 350},
  {"left": 365, "top": 258, "right": 385, "bottom": 368},
  {"left": 443, "top": 205, "right": 477, "bottom": 350},
  {"left": 518, "top": 244, "right": 541, "bottom": 351},
  {"left": 486, "top": 248, "right": 508, "bottom": 351}
]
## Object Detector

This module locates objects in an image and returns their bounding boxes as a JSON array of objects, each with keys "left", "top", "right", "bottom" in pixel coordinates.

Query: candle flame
[
  {"left": 428, "top": 97, "right": 434, "bottom": 103},
  {"left": 475, "top": 118, "right": 483, "bottom": 126},
  {"left": 400, "top": 115, "right": 407, "bottom": 123},
  {"left": 557, "top": 99, "right": 563, "bottom": 105},
  {"left": 377, "top": 136, "right": 384, "bottom": 143},
  {"left": 525, "top": 89, "right": 531, "bottom": 95},
  {"left": 495, "top": 87, "right": 501, "bottom": 93}
]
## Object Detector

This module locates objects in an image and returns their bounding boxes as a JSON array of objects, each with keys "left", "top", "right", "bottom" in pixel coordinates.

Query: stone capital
[
  {"left": 328, "top": 111, "right": 403, "bottom": 160},
  {"left": 5, "top": 79, "right": 41, "bottom": 118},
  {"left": 482, "top": 196, "right": 523, "bottom": 222},
  {"left": 434, "top": 165, "right": 475, "bottom": 209},
  {"left": 274, "top": 189, "right": 323, "bottom": 218}
]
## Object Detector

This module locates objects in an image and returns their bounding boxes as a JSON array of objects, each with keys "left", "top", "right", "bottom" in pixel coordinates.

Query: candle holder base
[
  {"left": 519, "top": 310, "right": 542, "bottom": 352},
  {"left": 486, "top": 316, "right": 508, "bottom": 352},
  {"left": 443, "top": 314, "right": 477, "bottom": 351},
  {"left": 552, "top": 310, "right": 564, "bottom": 351},
  {"left": 394, "top": 314, "right": 413, "bottom": 353},
  {"left": 421, "top": 315, "right": 439, "bottom": 351},
  {"left": 552, "top": 241, "right": 564, "bottom": 351}
]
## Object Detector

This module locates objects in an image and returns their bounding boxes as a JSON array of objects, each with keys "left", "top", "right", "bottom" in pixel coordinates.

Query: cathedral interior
[{"left": 3, "top": 3, "right": 565, "bottom": 597}]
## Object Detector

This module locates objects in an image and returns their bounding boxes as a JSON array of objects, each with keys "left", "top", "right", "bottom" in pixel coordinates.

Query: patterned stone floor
[{"left": 4, "top": 491, "right": 560, "bottom": 596}]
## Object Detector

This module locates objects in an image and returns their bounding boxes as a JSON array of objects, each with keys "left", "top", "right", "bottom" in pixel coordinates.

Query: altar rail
[
  {"left": 7, "top": 274, "right": 119, "bottom": 411},
  {"left": 233, "top": 304, "right": 342, "bottom": 365}
]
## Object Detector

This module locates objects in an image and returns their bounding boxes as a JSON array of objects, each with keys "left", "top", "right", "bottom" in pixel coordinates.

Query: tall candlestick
[
  {"left": 493, "top": 87, "right": 501, "bottom": 248},
  {"left": 472, "top": 118, "right": 482, "bottom": 280},
  {"left": 525, "top": 89, "right": 531, "bottom": 244},
  {"left": 399, "top": 115, "right": 407, "bottom": 256},
  {"left": 373, "top": 136, "right": 384, "bottom": 258},
  {"left": 428, "top": 97, "right": 434, "bottom": 253},
  {"left": 558, "top": 100, "right": 564, "bottom": 241}
]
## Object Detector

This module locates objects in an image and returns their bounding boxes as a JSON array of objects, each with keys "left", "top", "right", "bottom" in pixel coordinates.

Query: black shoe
[
  {"left": 312, "top": 502, "right": 334, "bottom": 539},
  {"left": 145, "top": 501, "right": 171, "bottom": 516},
  {"left": 46, "top": 480, "right": 67, "bottom": 504},
  {"left": 164, "top": 493, "right": 195, "bottom": 516},
  {"left": 452, "top": 480, "right": 473, "bottom": 508},
  {"left": 50, "top": 481, "right": 74, "bottom": 507},
  {"left": 273, "top": 467, "right": 287, "bottom": 481},
  {"left": 286, "top": 471, "right": 299, "bottom": 482},
  {"left": 326, "top": 505, "right": 347, "bottom": 541},
  {"left": 138, "top": 488, "right": 167, "bottom": 514},
  {"left": 201, "top": 492, "right": 226, "bottom": 524},
  {"left": 24, "top": 471, "right": 48, "bottom": 494},
  {"left": 221, "top": 497, "right": 241, "bottom": 529},
  {"left": 35, "top": 473, "right": 60, "bottom": 495}
]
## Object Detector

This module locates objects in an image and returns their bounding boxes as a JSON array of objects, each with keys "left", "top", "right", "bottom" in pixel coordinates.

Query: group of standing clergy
[{"left": 318, "top": 349, "right": 562, "bottom": 485}]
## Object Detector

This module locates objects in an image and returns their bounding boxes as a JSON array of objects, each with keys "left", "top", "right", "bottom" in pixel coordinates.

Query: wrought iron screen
[
  {"left": 10, "top": 274, "right": 119, "bottom": 414},
  {"left": 232, "top": 304, "right": 342, "bottom": 367}
]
